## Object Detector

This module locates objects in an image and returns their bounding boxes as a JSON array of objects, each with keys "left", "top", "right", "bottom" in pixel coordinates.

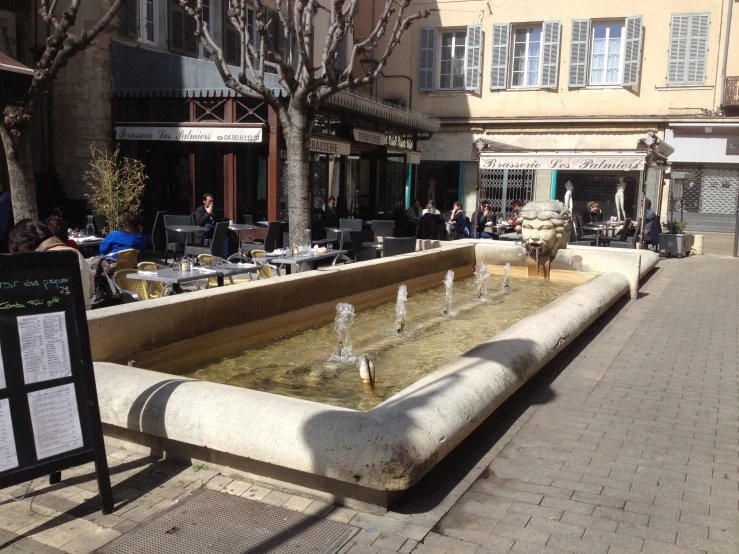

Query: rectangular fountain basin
[{"left": 89, "top": 242, "right": 658, "bottom": 510}]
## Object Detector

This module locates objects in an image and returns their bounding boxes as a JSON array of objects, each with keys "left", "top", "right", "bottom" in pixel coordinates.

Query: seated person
[
  {"left": 405, "top": 199, "right": 422, "bottom": 222},
  {"left": 46, "top": 215, "right": 78, "bottom": 249},
  {"left": 450, "top": 201, "right": 467, "bottom": 239},
  {"left": 581, "top": 202, "right": 604, "bottom": 224},
  {"left": 475, "top": 200, "right": 495, "bottom": 238},
  {"left": 631, "top": 198, "right": 656, "bottom": 234},
  {"left": 499, "top": 201, "right": 523, "bottom": 241},
  {"left": 195, "top": 192, "right": 230, "bottom": 256},
  {"left": 100, "top": 212, "right": 147, "bottom": 258},
  {"left": 322, "top": 196, "right": 340, "bottom": 228},
  {"left": 422, "top": 200, "right": 441, "bottom": 215}
]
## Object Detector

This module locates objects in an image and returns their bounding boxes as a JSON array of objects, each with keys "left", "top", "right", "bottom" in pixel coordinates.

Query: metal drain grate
[{"left": 100, "top": 490, "right": 357, "bottom": 554}]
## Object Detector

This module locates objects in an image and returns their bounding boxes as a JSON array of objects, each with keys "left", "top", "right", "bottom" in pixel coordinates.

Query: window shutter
[
  {"left": 622, "top": 16, "right": 643, "bottom": 87},
  {"left": 169, "top": 0, "right": 185, "bottom": 54},
  {"left": 125, "top": 0, "right": 138, "bottom": 39},
  {"left": 224, "top": 21, "right": 240, "bottom": 66},
  {"left": 183, "top": 0, "right": 198, "bottom": 56},
  {"left": 464, "top": 24, "right": 482, "bottom": 91},
  {"left": 541, "top": 21, "right": 561, "bottom": 89},
  {"left": 201, "top": 0, "right": 211, "bottom": 58},
  {"left": 568, "top": 19, "right": 590, "bottom": 88},
  {"left": 490, "top": 23, "right": 510, "bottom": 90},
  {"left": 667, "top": 14, "right": 689, "bottom": 84},
  {"left": 418, "top": 27, "right": 436, "bottom": 91},
  {"left": 687, "top": 13, "right": 710, "bottom": 84}
]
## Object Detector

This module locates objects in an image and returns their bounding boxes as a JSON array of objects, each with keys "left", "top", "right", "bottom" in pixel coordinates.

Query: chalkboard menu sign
[{"left": 0, "top": 251, "right": 113, "bottom": 513}]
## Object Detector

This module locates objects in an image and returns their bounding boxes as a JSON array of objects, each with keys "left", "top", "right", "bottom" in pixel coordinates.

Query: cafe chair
[
  {"left": 242, "top": 221, "right": 280, "bottom": 254},
  {"left": 136, "top": 262, "right": 167, "bottom": 297},
  {"left": 575, "top": 215, "right": 598, "bottom": 242},
  {"left": 371, "top": 220, "right": 394, "bottom": 240},
  {"left": 349, "top": 230, "right": 377, "bottom": 262},
  {"left": 113, "top": 269, "right": 149, "bottom": 301},
  {"left": 185, "top": 221, "right": 229, "bottom": 259},
  {"left": 149, "top": 210, "right": 167, "bottom": 259},
  {"left": 164, "top": 214, "right": 194, "bottom": 264},
  {"left": 250, "top": 250, "right": 280, "bottom": 279},
  {"left": 383, "top": 237, "right": 416, "bottom": 257},
  {"left": 600, "top": 219, "right": 633, "bottom": 246},
  {"left": 113, "top": 248, "right": 139, "bottom": 271}
]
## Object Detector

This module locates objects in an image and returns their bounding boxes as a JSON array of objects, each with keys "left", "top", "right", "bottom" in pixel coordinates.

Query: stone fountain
[{"left": 515, "top": 200, "right": 573, "bottom": 279}]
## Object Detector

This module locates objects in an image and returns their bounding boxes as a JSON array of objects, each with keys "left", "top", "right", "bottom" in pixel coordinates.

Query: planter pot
[{"left": 659, "top": 233, "right": 694, "bottom": 258}]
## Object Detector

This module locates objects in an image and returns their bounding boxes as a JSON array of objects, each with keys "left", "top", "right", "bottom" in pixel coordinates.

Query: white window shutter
[
  {"left": 667, "top": 14, "right": 689, "bottom": 84},
  {"left": 541, "top": 21, "right": 561, "bottom": 89},
  {"left": 622, "top": 16, "right": 643, "bottom": 87},
  {"left": 465, "top": 24, "right": 482, "bottom": 91},
  {"left": 419, "top": 27, "right": 437, "bottom": 91},
  {"left": 568, "top": 19, "right": 590, "bottom": 87},
  {"left": 490, "top": 23, "right": 510, "bottom": 90},
  {"left": 687, "top": 13, "right": 710, "bottom": 84}
]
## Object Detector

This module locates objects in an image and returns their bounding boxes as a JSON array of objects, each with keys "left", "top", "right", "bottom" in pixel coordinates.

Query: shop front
[{"left": 477, "top": 148, "right": 651, "bottom": 223}]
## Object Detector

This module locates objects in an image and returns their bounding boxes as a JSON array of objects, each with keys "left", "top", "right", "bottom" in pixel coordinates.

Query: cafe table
[
  {"left": 164, "top": 224, "right": 208, "bottom": 259},
  {"left": 261, "top": 250, "right": 348, "bottom": 273}
]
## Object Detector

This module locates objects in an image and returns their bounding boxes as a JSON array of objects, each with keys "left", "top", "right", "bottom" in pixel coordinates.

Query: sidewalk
[{"left": 1, "top": 256, "right": 738, "bottom": 554}]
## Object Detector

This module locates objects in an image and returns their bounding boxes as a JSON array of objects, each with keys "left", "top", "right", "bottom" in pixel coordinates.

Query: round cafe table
[
  {"left": 165, "top": 225, "right": 208, "bottom": 260},
  {"left": 323, "top": 227, "right": 354, "bottom": 251}
]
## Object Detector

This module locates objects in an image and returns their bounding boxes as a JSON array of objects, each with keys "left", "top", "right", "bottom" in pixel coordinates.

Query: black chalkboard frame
[{"left": 0, "top": 251, "right": 113, "bottom": 514}]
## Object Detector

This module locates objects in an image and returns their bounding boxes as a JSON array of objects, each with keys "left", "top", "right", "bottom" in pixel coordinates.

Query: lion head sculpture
[{"left": 515, "top": 200, "right": 572, "bottom": 258}]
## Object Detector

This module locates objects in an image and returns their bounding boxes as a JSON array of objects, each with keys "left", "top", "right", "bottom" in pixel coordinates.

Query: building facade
[
  {"left": 0, "top": 0, "right": 439, "bottom": 228},
  {"left": 361, "top": 0, "right": 739, "bottom": 231}
]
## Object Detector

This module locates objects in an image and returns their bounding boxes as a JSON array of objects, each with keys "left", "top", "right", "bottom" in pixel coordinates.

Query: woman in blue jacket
[{"left": 100, "top": 212, "right": 147, "bottom": 258}]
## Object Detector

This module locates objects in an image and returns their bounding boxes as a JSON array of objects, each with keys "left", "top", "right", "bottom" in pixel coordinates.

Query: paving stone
[
  {"left": 398, "top": 539, "right": 418, "bottom": 554},
  {"left": 60, "top": 527, "right": 121, "bottom": 554},
  {"left": 396, "top": 523, "right": 430, "bottom": 542},
  {"left": 240, "top": 484, "right": 272, "bottom": 501},
  {"left": 260, "top": 490, "right": 292, "bottom": 507},
  {"left": 203, "top": 475, "right": 233, "bottom": 491},
  {"left": 302, "top": 500, "right": 334, "bottom": 518},
  {"left": 372, "top": 533, "right": 407, "bottom": 551},
  {"left": 325, "top": 506, "right": 359, "bottom": 523},
  {"left": 412, "top": 532, "right": 480, "bottom": 554},
  {"left": 220, "top": 480, "right": 252, "bottom": 497}
]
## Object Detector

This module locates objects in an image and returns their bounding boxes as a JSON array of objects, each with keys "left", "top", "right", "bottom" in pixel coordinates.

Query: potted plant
[
  {"left": 659, "top": 219, "right": 694, "bottom": 258},
  {"left": 83, "top": 144, "right": 147, "bottom": 234}
]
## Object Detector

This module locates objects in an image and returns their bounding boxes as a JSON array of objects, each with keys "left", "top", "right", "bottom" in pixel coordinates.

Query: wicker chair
[
  {"left": 195, "top": 254, "right": 229, "bottom": 287},
  {"left": 113, "top": 248, "right": 139, "bottom": 271},
  {"left": 250, "top": 250, "right": 280, "bottom": 279},
  {"left": 113, "top": 269, "right": 148, "bottom": 300},
  {"left": 136, "top": 262, "right": 166, "bottom": 298}
]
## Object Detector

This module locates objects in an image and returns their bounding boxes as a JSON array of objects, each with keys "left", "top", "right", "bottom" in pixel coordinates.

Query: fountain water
[
  {"left": 475, "top": 262, "right": 490, "bottom": 300},
  {"left": 332, "top": 303, "right": 355, "bottom": 360},
  {"left": 501, "top": 262, "right": 511, "bottom": 289},
  {"left": 394, "top": 285, "right": 408, "bottom": 333},
  {"left": 443, "top": 270, "right": 455, "bottom": 315}
]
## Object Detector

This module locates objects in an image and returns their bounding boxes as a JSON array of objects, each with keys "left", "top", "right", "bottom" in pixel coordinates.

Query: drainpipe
[{"left": 720, "top": 0, "right": 734, "bottom": 109}]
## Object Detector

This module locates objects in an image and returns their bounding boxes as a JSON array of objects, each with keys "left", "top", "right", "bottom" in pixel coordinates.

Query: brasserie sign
[
  {"left": 115, "top": 126, "right": 263, "bottom": 143},
  {"left": 309, "top": 136, "right": 351, "bottom": 156},
  {"left": 480, "top": 154, "right": 645, "bottom": 171}
]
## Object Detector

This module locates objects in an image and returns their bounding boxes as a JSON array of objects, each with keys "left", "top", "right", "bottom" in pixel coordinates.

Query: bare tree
[
  {"left": 183, "top": 0, "right": 429, "bottom": 245},
  {"left": 0, "top": 0, "right": 125, "bottom": 222}
]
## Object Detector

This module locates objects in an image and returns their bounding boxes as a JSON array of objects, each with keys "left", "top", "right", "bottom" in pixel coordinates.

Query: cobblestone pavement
[{"left": 1, "top": 257, "right": 738, "bottom": 553}]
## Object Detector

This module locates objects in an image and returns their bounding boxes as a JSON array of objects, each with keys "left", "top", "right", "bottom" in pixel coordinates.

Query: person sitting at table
[
  {"left": 8, "top": 219, "right": 94, "bottom": 309},
  {"left": 405, "top": 199, "right": 422, "bottom": 221},
  {"left": 195, "top": 192, "right": 230, "bottom": 256},
  {"left": 499, "top": 201, "right": 523, "bottom": 241},
  {"left": 631, "top": 198, "right": 656, "bottom": 234},
  {"left": 322, "top": 196, "right": 340, "bottom": 228},
  {"left": 46, "top": 215, "right": 78, "bottom": 249},
  {"left": 422, "top": 199, "right": 441, "bottom": 215},
  {"left": 99, "top": 212, "right": 147, "bottom": 258},
  {"left": 474, "top": 200, "right": 494, "bottom": 239},
  {"left": 581, "top": 202, "right": 603, "bottom": 224},
  {"left": 450, "top": 201, "right": 468, "bottom": 239}
]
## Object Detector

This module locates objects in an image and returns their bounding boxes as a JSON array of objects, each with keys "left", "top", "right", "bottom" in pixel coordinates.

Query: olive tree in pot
[
  {"left": 83, "top": 145, "right": 147, "bottom": 234},
  {"left": 659, "top": 219, "right": 693, "bottom": 258}
]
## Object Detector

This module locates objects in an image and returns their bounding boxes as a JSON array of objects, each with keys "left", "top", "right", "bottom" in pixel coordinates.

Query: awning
[
  {"left": 110, "top": 41, "right": 440, "bottom": 134},
  {"left": 479, "top": 150, "right": 648, "bottom": 171},
  {"left": 0, "top": 52, "right": 33, "bottom": 76}
]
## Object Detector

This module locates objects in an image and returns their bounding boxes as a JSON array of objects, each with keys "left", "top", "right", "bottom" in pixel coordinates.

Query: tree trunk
[
  {"left": 284, "top": 104, "right": 312, "bottom": 248},
  {"left": 0, "top": 124, "right": 38, "bottom": 222}
]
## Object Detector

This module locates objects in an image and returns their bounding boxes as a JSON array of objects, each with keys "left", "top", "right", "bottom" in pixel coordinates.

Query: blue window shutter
[
  {"left": 465, "top": 24, "right": 482, "bottom": 91},
  {"left": 622, "top": 16, "right": 643, "bottom": 87},
  {"left": 541, "top": 21, "right": 561, "bottom": 89},
  {"left": 419, "top": 27, "right": 437, "bottom": 91},
  {"left": 490, "top": 23, "right": 510, "bottom": 90},
  {"left": 568, "top": 19, "right": 590, "bottom": 88}
]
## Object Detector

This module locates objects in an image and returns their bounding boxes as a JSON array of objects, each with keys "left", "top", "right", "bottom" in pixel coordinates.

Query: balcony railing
[{"left": 725, "top": 77, "right": 739, "bottom": 107}]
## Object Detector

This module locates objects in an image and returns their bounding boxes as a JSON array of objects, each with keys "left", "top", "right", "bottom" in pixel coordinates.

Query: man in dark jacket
[
  {"left": 0, "top": 182, "right": 12, "bottom": 253},
  {"left": 474, "top": 200, "right": 494, "bottom": 238},
  {"left": 195, "top": 192, "right": 230, "bottom": 255}
]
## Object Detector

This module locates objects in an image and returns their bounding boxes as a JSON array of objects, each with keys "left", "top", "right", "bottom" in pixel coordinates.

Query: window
[
  {"left": 419, "top": 25, "right": 482, "bottom": 92},
  {"left": 511, "top": 26, "right": 541, "bottom": 87},
  {"left": 667, "top": 13, "right": 710, "bottom": 86},
  {"left": 589, "top": 22, "right": 624, "bottom": 85},
  {"left": 125, "top": 0, "right": 158, "bottom": 43},
  {"left": 568, "top": 16, "right": 643, "bottom": 88},
  {"left": 224, "top": 5, "right": 256, "bottom": 67},
  {"left": 141, "top": 0, "right": 156, "bottom": 43},
  {"left": 439, "top": 30, "right": 466, "bottom": 89},
  {"left": 490, "top": 21, "right": 560, "bottom": 90}
]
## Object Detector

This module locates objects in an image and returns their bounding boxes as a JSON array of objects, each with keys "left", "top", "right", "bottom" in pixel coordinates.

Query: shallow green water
[{"left": 160, "top": 276, "right": 575, "bottom": 411}]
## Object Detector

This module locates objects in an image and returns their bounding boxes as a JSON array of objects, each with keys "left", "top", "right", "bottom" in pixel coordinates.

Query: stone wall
[{"left": 52, "top": 1, "right": 119, "bottom": 200}]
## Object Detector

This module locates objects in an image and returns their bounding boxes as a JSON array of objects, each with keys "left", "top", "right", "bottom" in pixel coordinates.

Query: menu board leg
[
  {"left": 49, "top": 471, "right": 61, "bottom": 485},
  {"left": 92, "top": 433, "right": 114, "bottom": 514}
]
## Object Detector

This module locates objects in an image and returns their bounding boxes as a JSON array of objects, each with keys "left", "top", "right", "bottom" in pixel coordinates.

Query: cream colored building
[{"left": 360, "top": 0, "right": 739, "bottom": 231}]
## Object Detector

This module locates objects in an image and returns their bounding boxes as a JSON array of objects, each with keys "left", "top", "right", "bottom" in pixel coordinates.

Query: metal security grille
[
  {"left": 669, "top": 163, "right": 739, "bottom": 232},
  {"left": 480, "top": 169, "right": 535, "bottom": 218},
  {"left": 311, "top": 154, "right": 329, "bottom": 208},
  {"left": 103, "top": 490, "right": 356, "bottom": 554}
]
